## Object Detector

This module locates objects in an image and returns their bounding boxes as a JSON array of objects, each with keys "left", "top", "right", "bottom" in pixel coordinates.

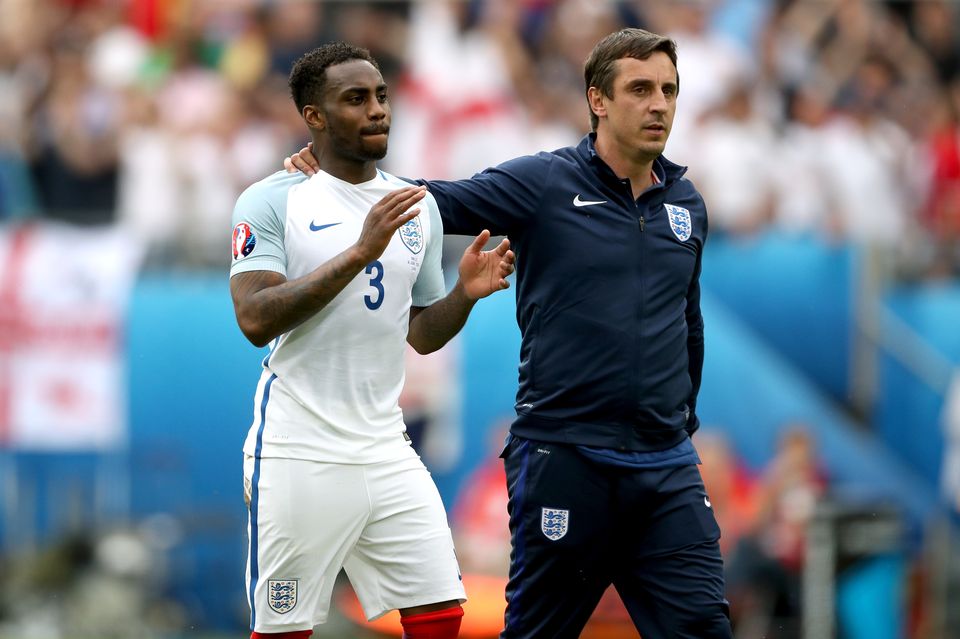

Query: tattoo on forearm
[{"left": 232, "top": 251, "right": 366, "bottom": 343}]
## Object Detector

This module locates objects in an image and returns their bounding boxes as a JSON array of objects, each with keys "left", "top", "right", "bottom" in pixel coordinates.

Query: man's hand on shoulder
[{"left": 284, "top": 142, "right": 320, "bottom": 176}]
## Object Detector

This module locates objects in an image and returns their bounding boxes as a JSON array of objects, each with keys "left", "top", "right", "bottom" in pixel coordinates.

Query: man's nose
[
  {"left": 649, "top": 89, "right": 668, "bottom": 113},
  {"left": 369, "top": 100, "right": 387, "bottom": 119}
]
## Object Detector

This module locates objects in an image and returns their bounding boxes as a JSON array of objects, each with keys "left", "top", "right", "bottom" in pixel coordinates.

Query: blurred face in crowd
[
  {"left": 315, "top": 59, "right": 391, "bottom": 163},
  {"left": 590, "top": 52, "right": 677, "bottom": 163}
]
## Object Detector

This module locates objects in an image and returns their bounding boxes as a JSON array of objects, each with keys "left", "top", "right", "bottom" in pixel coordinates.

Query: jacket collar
[{"left": 578, "top": 133, "right": 688, "bottom": 187}]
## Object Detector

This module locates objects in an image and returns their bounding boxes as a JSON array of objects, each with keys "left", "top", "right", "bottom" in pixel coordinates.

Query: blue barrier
[
  {"left": 698, "top": 294, "right": 937, "bottom": 534},
  {"left": 701, "top": 231, "right": 856, "bottom": 405},
  {"left": 877, "top": 284, "right": 960, "bottom": 488}
]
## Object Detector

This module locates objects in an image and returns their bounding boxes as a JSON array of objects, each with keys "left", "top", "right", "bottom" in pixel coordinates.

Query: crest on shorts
[
  {"left": 267, "top": 579, "right": 298, "bottom": 614},
  {"left": 398, "top": 216, "right": 423, "bottom": 254},
  {"left": 541, "top": 507, "right": 569, "bottom": 541},
  {"left": 233, "top": 222, "right": 257, "bottom": 260},
  {"left": 664, "top": 204, "right": 692, "bottom": 242}
]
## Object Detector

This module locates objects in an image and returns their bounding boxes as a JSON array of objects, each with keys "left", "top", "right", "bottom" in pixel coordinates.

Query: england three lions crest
[
  {"left": 665, "top": 204, "right": 692, "bottom": 242},
  {"left": 267, "top": 579, "right": 298, "bottom": 614},
  {"left": 398, "top": 217, "right": 423, "bottom": 254},
  {"left": 541, "top": 507, "right": 569, "bottom": 541}
]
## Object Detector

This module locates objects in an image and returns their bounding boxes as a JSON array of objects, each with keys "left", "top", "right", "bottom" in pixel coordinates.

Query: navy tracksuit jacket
[{"left": 425, "top": 133, "right": 706, "bottom": 452}]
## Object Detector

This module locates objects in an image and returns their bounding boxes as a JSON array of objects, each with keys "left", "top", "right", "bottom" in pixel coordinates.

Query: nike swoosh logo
[
  {"left": 309, "top": 221, "right": 341, "bottom": 232},
  {"left": 573, "top": 194, "right": 607, "bottom": 207}
]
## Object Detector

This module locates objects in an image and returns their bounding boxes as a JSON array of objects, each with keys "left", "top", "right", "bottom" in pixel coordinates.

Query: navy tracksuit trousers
[{"left": 500, "top": 436, "right": 733, "bottom": 639}]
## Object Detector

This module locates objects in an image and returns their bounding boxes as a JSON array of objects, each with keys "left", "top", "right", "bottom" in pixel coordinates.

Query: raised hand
[
  {"left": 458, "top": 230, "right": 515, "bottom": 300},
  {"left": 353, "top": 186, "right": 426, "bottom": 263}
]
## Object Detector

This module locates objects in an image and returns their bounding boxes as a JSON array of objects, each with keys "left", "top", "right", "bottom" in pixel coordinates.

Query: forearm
[
  {"left": 407, "top": 281, "right": 477, "bottom": 354},
  {"left": 233, "top": 247, "right": 367, "bottom": 347}
]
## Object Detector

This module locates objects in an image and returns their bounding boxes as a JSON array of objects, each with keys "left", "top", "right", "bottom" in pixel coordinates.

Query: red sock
[
  {"left": 400, "top": 605, "right": 464, "bottom": 639},
  {"left": 251, "top": 631, "right": 312, "bottom": 639}
]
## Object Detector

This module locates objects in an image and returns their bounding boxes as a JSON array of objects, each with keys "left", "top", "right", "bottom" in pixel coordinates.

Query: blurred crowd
[
  {"left": 1, "top": 2, "right": 957, "bottom": 636},
  {"left": 0, "top": 0, "right": 959, "bottom": 277}
]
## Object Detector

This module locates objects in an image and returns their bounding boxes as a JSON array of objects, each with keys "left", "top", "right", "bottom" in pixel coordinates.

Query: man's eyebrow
[
  {"left": 340, "top": 83, "right": 388, "bottom": 95},
  {"left": 624, "top": 78, "right": 677, "bottom": 90}
]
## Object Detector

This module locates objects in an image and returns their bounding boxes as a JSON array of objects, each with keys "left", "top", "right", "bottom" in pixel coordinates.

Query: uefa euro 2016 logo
[
  {"left": 233, "top": 222, "right": 257, "bottom": 260},
  {"left": 267, "top": 579, "right": 298, "bottom": 614}
]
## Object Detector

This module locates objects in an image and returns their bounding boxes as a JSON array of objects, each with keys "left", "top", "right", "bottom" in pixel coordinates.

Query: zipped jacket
[{"left": 425, "top": 134, "right": 707, "bottom": 452}]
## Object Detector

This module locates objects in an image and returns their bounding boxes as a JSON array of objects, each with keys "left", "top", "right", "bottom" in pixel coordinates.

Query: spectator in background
[
  {"left": 726, "top": 425, "right": 827, "bottom": 639},
  {"left": 117, "top": 4, "right": 304, "bottom": 266},
  {"left": 262, "top": 0, "right": 325, "bottom": 76},
  {"left": 527, "top": 0, "right": 625, "bottom": 136},
  {"left": 754, "top": 427, "right": 826, "bottom": 574},
  {"left": 652, "top": 0, "right": 754, "bottom": 164},
  {"left": 918, "top": 80, "right": 960, "bottom": 277},
  {"left": 696, "top": 431, "right": 759, "bottom": 559},
  {"left": 909, "top": 0, "right": 960, "bottom": 85},
  {"left": 27, "top": 34, "right": 122, "bottom": 225},
  {"left": 685, "top": 79, "right": 777, "bottom": 238},
  {"left": 771, "top": 84, "right": 840, "bottom": 238},
  {"left": 818, "top": 57, "right": 915, "bottom": 249},
  {"left": 387, "top": 0, "right": 580, "bottom": 183},
  {"left": 0, "top": 10, "right": 37, "bottom": 220}
]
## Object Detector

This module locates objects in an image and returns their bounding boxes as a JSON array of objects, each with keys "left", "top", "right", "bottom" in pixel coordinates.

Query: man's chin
[
  {"left": 361, "top": 141, "right": 388, "bottom": 161},
  {"left": 637, "top": 141, "right": 666, "bottom": 158}
]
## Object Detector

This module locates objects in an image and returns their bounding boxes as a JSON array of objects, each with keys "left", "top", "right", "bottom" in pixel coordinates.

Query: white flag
[{"left": 0, "top": 222, "right": 142, "bottom": 450}]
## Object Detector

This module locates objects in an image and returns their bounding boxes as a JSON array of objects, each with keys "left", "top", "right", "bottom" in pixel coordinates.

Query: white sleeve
[
  {"left": 411, "top": 192, "right": 447, "bottom": 308},
  {"left": 229, "top": 172, "right": 305, "bottom": 278}
]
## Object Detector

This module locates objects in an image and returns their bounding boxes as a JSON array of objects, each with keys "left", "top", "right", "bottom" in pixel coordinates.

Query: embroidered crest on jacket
[{"left": 665, "top": 204, "right": 692, "bottom": 242}]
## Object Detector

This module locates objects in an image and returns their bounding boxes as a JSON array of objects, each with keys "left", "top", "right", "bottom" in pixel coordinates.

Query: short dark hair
[
  {"left": 289, "top": 42, "right": 380, "bottom": 114},
  {"left": 583, "top": 29, "right": 679, "bottom": 131}
]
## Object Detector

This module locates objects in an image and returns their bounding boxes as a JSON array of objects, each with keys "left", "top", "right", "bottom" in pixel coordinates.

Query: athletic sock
[
  {"left": 400, "top": 605, "right": 464, "bottom": 639},
  {"left": 250, "top": 630, "right": 313, "bottom": 639}
]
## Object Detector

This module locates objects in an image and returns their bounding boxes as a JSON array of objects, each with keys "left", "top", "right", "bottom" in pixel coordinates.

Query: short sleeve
[
  {"left": 229, "top": 171, "right": 307, "bottom": 278},
  {"left": 411, "top": 192, "right": 446, "bottom": 308}
]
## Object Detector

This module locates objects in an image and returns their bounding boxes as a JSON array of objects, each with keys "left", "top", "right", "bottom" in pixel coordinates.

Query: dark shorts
[{"left": 500, "top": 436, "right": 732, "bottom": 639}]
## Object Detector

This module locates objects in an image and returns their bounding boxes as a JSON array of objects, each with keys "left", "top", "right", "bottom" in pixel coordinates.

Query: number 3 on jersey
[{"left": 364, "top": 260, "right": 384, "bottom": 310}]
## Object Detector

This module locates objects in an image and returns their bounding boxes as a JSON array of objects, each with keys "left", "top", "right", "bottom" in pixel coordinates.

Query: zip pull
[{"left": 639, "top": 216, "right": 645, "bottom": 232}]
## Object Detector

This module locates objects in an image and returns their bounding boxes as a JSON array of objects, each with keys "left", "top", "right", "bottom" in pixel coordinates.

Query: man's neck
[
  {"left": 593, "top": 135, "right": 657, "bottom": 199},
  {"left": 311, "top": 138, "right": 378, "bottom": 184}
]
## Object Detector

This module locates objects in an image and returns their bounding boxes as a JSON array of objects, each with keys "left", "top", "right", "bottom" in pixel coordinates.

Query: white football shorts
[{"left": 243, "top": 449, "right": 466, "bottom": 633}]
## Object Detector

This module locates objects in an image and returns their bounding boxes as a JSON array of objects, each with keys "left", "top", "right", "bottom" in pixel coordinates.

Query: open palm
[{"left": 459, "top": 230, "right": 515, "bottom": 300}]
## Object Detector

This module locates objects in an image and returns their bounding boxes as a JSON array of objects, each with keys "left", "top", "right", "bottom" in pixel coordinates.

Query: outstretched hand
[
  {"left": 284, "top": 142, "right": 320, "bottom": 176},
  {"left": 459, "top": 230, "right": 515, "bottom": 300}
]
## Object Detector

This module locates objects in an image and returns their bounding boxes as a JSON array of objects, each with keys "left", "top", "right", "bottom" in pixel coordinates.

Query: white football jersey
[{"left": 230, "top": 169, "right": 446, "bottom": 464}]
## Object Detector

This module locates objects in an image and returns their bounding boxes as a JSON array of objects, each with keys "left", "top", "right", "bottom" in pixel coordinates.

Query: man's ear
[
  {"left": 587, "top": 86, "right": 607, "bottom": 121},
  {"left": 303, "top": 105, "right": 325, "bottom": 130}
]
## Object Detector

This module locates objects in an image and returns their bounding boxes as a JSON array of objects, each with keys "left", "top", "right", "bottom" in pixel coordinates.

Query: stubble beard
[{"left": 328, "top": 126, "right": 388, "bottom": 163}]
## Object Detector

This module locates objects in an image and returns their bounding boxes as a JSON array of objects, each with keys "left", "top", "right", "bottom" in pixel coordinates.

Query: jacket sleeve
[
  {"left": 684, "top": 202, "right": 707, "bottom": 436},
  {"left": 418, "top": 153, "right": 551, "bottom": 236}
]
